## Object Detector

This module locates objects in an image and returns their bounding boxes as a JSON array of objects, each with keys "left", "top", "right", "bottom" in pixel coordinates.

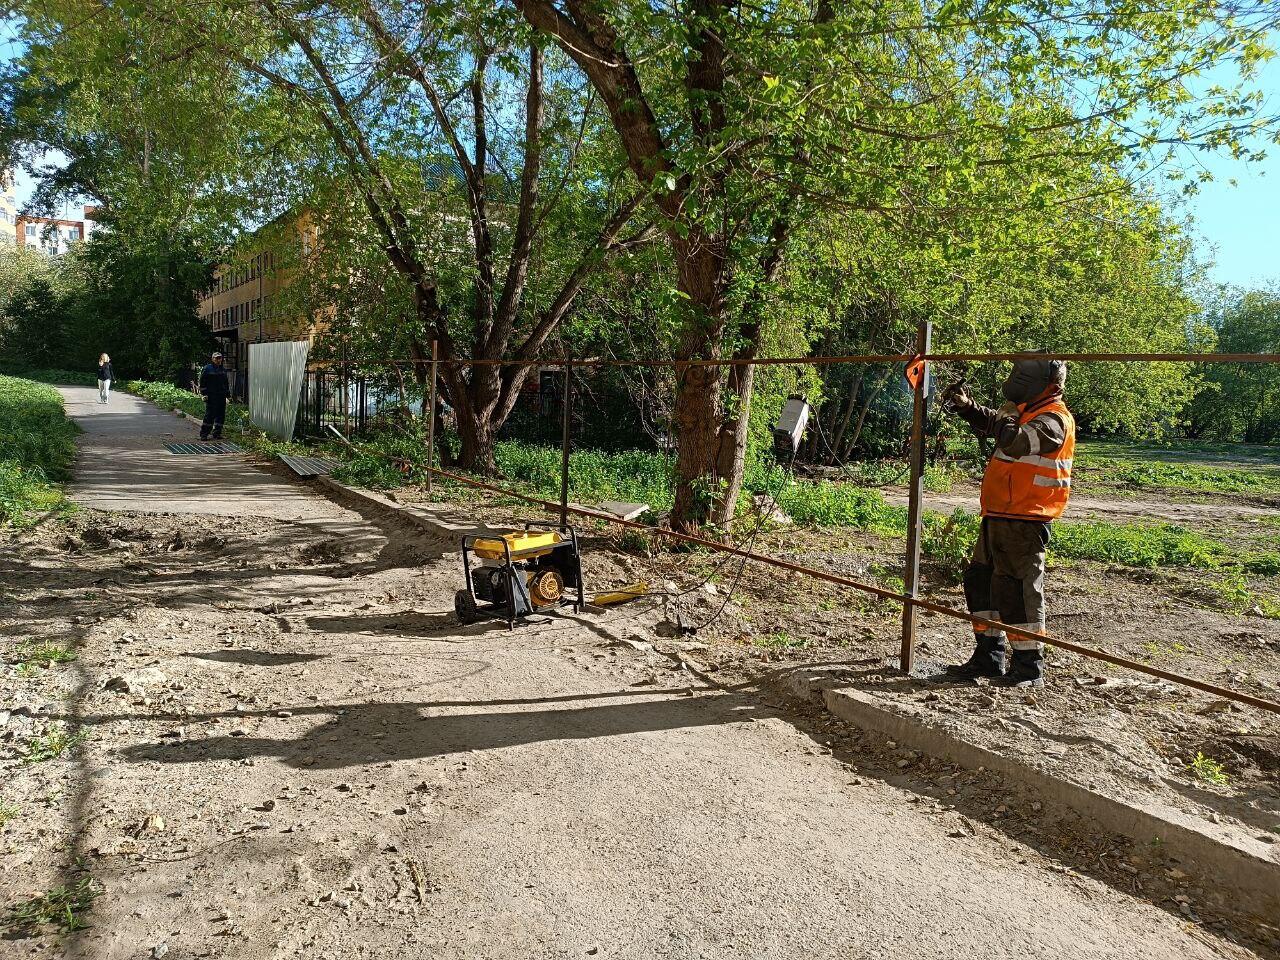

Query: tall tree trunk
[{"left": 668, "top": 233, "right": 728, "bottom": 531}]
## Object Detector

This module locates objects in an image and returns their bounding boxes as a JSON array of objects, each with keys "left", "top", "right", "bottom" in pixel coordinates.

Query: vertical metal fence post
[
  {"left": 899, "top": 320, "right": 933, "bottom": 675},
  {"left": 559, "top": 358, "right": 572, "bottom": 528},
  {"left": 426, "top": 339, "right": 438, "bottom": 497}
]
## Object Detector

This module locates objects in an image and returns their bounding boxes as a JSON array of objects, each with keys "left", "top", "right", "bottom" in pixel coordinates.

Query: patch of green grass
[
  {"left": 21, "top": 725, "right": 88, "bottom": 765},
  {"left": 5, "top": 872, "right": 99, "bottom": 936},
  {"left": 1189, "top": 752, "right": 1230, "bottom": 786},
  {"left": 1080, "top": 457, "right": 1280, "bottom": 496},
  {"left": 815, "top": 459, "right": 963, "bottom": 493},
  {"left": 10, "top": 640, "right": 78, "bottom": 671},
  {"left": 754, "top": 630, "right": 806, "bottom": 651},
  {"left": 0, "top": 375, "right": 79, "bottom": 527},
  {"left": 1208, "top": 572, "right": 1280, "bottom": 619},
  {"left": 0, "top": 800, "right": 18, "bottom": 828}
]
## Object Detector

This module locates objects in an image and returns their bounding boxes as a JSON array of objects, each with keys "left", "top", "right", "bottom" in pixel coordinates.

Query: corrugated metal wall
[{"left": 249, "top": 340, "right": 310, "bottom": 440}]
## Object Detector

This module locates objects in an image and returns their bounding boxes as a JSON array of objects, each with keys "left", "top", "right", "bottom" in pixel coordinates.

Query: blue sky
[{"left": 4, "top": 23, "right": 1278, "bottom": 289}]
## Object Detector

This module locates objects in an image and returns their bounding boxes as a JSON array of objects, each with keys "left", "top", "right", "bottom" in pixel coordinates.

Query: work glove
[
  {"left": 941, "top": 382, "right": 974, "bottom": 412},
  {"left": 996, "top": 400, "right": 1020, "bottom": 419}
]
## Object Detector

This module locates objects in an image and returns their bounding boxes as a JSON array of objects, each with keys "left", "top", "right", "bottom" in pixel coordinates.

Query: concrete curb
[
  {"left": 774, "top": 667, "right": 1280, "bottom": 920},
  {"left": 314, "top": 475, "right": 500, "bottom": 539}
]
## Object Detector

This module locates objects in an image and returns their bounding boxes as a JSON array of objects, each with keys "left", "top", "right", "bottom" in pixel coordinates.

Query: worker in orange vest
[{"left": 941, "top": 354, "right": 1075, "bottom": 687}]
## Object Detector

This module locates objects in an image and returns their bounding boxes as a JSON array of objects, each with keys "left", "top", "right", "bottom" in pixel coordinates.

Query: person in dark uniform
[{"left": 199, "top": 352, "right": 230, "bottom": 441}]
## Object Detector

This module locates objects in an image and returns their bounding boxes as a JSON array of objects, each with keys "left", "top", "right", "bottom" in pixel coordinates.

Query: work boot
[
  {"left": 999, "top": 648, "right": 1045, "bottom": 688},
  {"left": 943, "top": 634, "right": 1006, "bottom": 680}
]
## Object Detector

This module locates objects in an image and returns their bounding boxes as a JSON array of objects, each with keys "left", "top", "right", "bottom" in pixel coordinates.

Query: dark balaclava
[{"left": 1001, "top": 353, "right": 1067, "bottom": 406}]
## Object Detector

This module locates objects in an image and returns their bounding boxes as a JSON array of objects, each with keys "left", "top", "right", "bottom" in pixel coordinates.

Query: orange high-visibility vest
[{"left": 980, "top": 397, "right": 1075, "bottom": 521}]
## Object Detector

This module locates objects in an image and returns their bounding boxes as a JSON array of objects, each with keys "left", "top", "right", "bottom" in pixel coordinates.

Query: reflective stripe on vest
[{"left": 980, "top": 398, "right": 1076, "bottom": 521}]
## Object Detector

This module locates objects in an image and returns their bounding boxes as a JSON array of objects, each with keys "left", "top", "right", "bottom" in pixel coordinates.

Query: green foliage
[
  {"left": 0, "top": 366, "right": 97, "bottom": 387},
  {"left": 771, "top": 478, "right": 904, "bottom": 532},
  {"left": 1185, "top": 286, "right": 1280, "bottom": 444},
  {"left": 1189, "top": 752, "right": 1230, "bottom": 787},
  {"left": 1209, "top": 571, "right": 1280, "bottom": 619},
  {"left": 754, "top": 630, "right": 806, "bottom": 652},
  {"left": 21, "top": 725, "right": 88, "bottom": 765},
  {"left": 0, "top": 375, "right": 78, "bottom": 526},
  {"left": 4, "top": 872, "right": 99, "bottom": 935},
  {"left": 0, "top": 800, "right": 18, "bottom": 828},
  {"left": 0, "top": 237, "right": 212, "bottom": 382}
]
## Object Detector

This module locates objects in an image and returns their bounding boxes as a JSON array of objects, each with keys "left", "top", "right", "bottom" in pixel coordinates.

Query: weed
[
  {"left": 5, "top": 872, "right": 99, "bottom": 935},
  {"left": 0, "top": 800, "right": 18, "bottom": 828},
  {"left": 10, "top": 640, "right": 77, "bottom": 670},
  {"left": 1189, "top": 752, "right": 1230, "bottom": 786},
  {"left": 22, "top": 726, "right": 88, "bottom": 765},
  {"left": 1206, "top": 572, "right": 1280, "bottom": 619},
  {"left": 617, "top": 529, "right": 652, "bottom": 554}
]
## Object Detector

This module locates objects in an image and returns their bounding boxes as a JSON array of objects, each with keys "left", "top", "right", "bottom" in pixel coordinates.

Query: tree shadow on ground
[
  {"left": 183, "top": 649, "right": 328, "bottom": 667},
  {"left": 119, "top": 690, "right": 762, "bottom": 770}
]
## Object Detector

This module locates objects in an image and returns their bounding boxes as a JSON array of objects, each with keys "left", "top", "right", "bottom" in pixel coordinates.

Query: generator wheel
[{"left": 454, "top": 590, "right": 480, "bottom": 625}]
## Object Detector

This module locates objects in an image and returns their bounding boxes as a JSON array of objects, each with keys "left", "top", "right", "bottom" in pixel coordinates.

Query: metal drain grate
[
  {"left": 279, "top": 454, "right": 340, "bottom": 477},
  {"left": 164, "top": 441, "right": 242, "bottom": 455}
]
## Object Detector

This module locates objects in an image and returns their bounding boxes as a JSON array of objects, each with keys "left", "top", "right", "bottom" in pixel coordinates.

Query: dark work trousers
[
  {"left": 963, "top": 517, "right": 1051, "bottom": 652},
  {"left": 201, "top": 396, "right": 227, "bottom": 440}
]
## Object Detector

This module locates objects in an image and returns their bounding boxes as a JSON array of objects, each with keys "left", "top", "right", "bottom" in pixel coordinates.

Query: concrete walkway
[{"left": 58, "top": 385, "right": 352, "bottom": 522}]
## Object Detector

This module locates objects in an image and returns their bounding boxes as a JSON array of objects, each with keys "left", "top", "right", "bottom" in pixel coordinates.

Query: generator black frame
[{"left": 457, "top": 523, "right": 585, "bottom": 630}]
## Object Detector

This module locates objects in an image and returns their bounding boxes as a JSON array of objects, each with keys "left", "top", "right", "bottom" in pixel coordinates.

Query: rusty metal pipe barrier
[{"left": 425, "top": 464, "right": 1280, "bottom": 716}]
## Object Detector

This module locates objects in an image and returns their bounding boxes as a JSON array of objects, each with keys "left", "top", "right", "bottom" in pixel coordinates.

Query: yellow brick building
[{"left": 197, "top": 213, "right": 320, "bottom": 396}]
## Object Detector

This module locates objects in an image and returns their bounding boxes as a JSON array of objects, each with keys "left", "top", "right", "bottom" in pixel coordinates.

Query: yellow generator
[{"left": 456, "top": 525, "right": 584, "bottom": 628}]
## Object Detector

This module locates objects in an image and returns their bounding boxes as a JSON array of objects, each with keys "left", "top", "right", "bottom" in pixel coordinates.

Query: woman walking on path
[{"left": 97, "top": 353, "right": 114, "bottom": 404}]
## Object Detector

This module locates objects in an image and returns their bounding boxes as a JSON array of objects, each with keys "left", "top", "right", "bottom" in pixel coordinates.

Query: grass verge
[
  {"left": 0, "top": 365, "right": 97, "bottom": 387},
  {"left": 0, "top": 374, "right": 79, "bottom": 527},
  {"left": 334, "top": 433, "right": 1280, "bottom": 580}
]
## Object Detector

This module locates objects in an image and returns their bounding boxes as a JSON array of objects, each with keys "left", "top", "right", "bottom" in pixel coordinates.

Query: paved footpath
[
  {"left": 58, "top": 385, "right": 353, "bottom": 521},
  {"left": 18, "top": 387, "right": 1257, "bottom": 960}
]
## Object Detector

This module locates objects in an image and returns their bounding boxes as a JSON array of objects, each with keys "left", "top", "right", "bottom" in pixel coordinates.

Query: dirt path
[{"left": 0, "top": 391, "right": 1269, "bottom": 959}]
